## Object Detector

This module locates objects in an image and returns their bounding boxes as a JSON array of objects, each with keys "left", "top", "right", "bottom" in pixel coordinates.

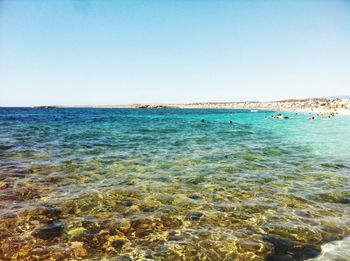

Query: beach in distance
[
  {"left": 34, "top": 97, "right": 350, "bottom": 116},
  {"left": 1, "top": 105, "right": 350, "bottom": 260}
]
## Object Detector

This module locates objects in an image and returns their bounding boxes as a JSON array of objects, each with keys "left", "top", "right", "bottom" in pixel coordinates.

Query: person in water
[
  {"left": 201, "top": 119, "right": 205, "bottom": 123},
  {"left": 272, "top": 114, "right": 288, "bottom": 119}
]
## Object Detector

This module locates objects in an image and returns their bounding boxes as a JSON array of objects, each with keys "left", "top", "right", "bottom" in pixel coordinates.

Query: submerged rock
[
  {"left": 188, "top": 195, "right": 202, "bottom": 200},
  {"left": 263, "top": 235, "right": 321, "bottom": 261},
  {"left": 14, "top": 186, "right": 41, "bottom": 200},
  {"left": 67, "top": 227, "right": 86, "bottom": 237},
  {"left": 339, "top": 197, "right": 350, "bottom": 204},
  {"left": 121, "top": 199, "right": 133, "bottom": 207},
  {"left": 0, "top": 182, "right": 9, "bottom": 189},
  {"left": 71, "top": 241, "right": 88, "bottom": 258},
  {"left": 312, "top": 191, "right": 350, "bottom": 204},
  {"left": 168, "top": 235, "right": 184, "bottom": 241},
  {"left": 187, "top": 212, "right": 204, "bottom": 221},
  {"left": 32, "top": 221, "right": 64, "bottom": 240},
  {"left": 43, "top": 206, "right": 62, "bottom": 220},
  {"left": 115, "top": 255, "right": 133, "bottom": 261},
  {"left": 139, "top": 205, "right": 158, "bottom": 212}
]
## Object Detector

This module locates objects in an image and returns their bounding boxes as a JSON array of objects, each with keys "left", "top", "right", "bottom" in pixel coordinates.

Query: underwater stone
[
  {"left": 136, "top": 229, "right": 153, "bottom": 237},
  {"left": 115, "top": 255, "right": 133, "bottom": 261},
  {"left": 32, "top": 221, "right": 64, "bottom": 240},
  {"left": 14, "top": 186, "right": 40, "bottom": 200},
  {"left": 188, "top": 195, "right": 202, "bottom": 200},
  {"left": 231, "top": 211, "right": 251, "bottom": 220},
  {"left": 0, "top": 182, "right": 9, "bottom": 189},
  {"left": 236, "top": 239, "right": 273, "bottom": 254},
  {"left": 187, "top": 212, "right": 203, "bottom": 221},
  {"left": 82, "top": 219, "right": 100, "bottom": 231},
  {"left": 263, "top": 235, "right": 320, "bottom": 261},
  {"left": 111, "top": 239, "right": 127, "bottom": 250},
  {"left": 67, "top": 227, "right": 86, "bottom": 237},
  {"left": 160, "top": 216, "right": 182, "bottom": 228},
  {"left": 340, "top": 197, "right": 350, "bottom": 204},
  {"left": 121, "top": 199, "right": 133, "bottom": 207},
  {"left": 139, "top": 206, "right": 157, "bottom": 212},
  {"left": 0, "top": 228, "right": 12, "bottom": 239},
  {"left": 43, "top": 207, "right": 62, "bottom": 220},
  {"left": 168, "top": 235, "right": 184, "bottom": 241},
  {"left": 71, "top": 241, "right": 88, "bottom": 258},
  {"left": 117, "top": 220, "right": 131, "bottom": 232}
]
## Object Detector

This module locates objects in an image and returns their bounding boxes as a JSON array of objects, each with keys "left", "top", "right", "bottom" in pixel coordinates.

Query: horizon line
[{"left": 1, "top": 95, "right": 349, "bottom": 108}]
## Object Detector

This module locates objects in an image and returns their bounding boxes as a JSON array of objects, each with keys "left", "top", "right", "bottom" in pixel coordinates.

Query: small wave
[{"left": 309, "top": 236, "right": 350, "bottom": 260}]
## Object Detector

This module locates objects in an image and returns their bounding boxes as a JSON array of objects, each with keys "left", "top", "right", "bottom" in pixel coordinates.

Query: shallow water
[
  {"left": 0, "top": 108, "right": 349, "bottom": 260},
  {"left": 310, "top": 236, "right": 350, "bottom": 261}
]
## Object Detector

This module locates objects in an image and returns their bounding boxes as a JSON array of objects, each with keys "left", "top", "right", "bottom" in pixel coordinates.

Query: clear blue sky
[{"left": 1, "top": 0, "right": 350, "bottom": 106}]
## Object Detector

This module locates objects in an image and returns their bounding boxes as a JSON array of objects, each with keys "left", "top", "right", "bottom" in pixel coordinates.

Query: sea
[{"left": 0, "top": 108, "right": 349, "bottom": 260}]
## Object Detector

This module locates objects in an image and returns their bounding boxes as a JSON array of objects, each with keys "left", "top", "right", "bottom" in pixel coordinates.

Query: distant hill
[{"left": 329, "top": 95, "right": 350, "bottom": 99}]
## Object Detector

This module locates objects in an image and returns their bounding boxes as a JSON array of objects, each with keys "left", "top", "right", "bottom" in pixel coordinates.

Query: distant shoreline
[{"left": 32, "top": 97, "right": 350, "bottom": 115}]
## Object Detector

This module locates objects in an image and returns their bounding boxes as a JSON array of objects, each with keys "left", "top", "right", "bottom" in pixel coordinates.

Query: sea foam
[{"left": 310, "top": 236, "right": 350, "bottom": 261}]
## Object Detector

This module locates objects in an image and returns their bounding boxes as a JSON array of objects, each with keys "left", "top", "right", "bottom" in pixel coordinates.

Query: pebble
[
  {"left": 32, "top": 221, "right": 64, "bottom": 240},
  {"left": 121, "top": 199, "right": 133, "bottom": 207},
  {"left": 0, "top": 182, "right": 9, "bottom": 189},
  {"left": 71, "top": 241, "right": 88, "bottom": 258},
  {"left": 187, "top": 212, "right": 203, "bottom": 221},
  {"left": 43, "top": 207, "right": 61, "bottom": 220},
  {"left": 188, "top": 195, "right": 201, "bottom": 200}
]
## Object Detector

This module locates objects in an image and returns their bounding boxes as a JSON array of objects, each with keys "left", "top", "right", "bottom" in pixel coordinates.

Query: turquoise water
[{"left": 0, "top": 108, "right": 349, "bottom": 260}]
